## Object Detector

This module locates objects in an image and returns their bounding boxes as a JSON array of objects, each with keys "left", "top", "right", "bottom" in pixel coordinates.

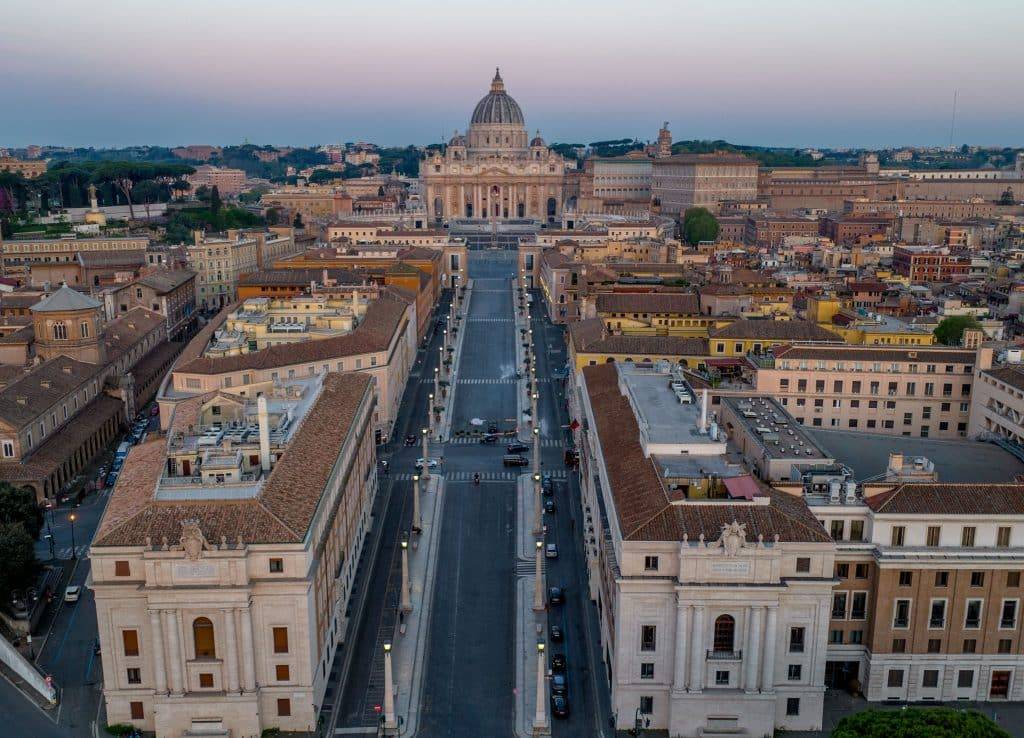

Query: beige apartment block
[
  {"left": 755, "top": 345, "right": 982, "bottom": 439},
  {"left": 651, "top": 153, "right": 758, "bottom": 216},
  {"left": 969, "top": 360, "right": 1024, "bottom": 443},
  {"left": 92, "top": 372, "right": 377, "bottom": 736},
  {"left": 0, "top": 235, "right": 151, "bottom": 278},
  {"left": 186, "top": 227, "right": 300, "bottom": 310}
]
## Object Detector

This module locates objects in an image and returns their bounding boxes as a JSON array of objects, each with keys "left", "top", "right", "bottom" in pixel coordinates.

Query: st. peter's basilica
[{"left": 421, "top": 69, "right": 573, "bottom": 222}]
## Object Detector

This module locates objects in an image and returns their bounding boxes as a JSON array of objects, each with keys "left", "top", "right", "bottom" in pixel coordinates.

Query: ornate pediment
[
  {"left": 715, "top": 521, "right": 748, "bottom": 557},
  {"left": 179, "top": 519, "right": 213, "bottom": 561}
]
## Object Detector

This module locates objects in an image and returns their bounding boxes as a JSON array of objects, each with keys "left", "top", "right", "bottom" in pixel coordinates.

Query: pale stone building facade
[{"left": 421, "top": 70, "right": 572, "bottom": 222}]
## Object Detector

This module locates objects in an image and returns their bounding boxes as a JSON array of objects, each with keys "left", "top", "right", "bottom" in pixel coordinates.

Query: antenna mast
[{"left": 948, "top": 89, "right": 958, "bottom": 149}]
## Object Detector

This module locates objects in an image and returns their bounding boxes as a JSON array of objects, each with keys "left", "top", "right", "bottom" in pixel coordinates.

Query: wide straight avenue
[{"left": 327, "top": 251, "right": 611, "bottom": 738}]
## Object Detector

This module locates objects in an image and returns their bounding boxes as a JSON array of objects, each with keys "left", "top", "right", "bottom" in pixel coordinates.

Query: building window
[
  {"left": 114, "top": 560, "right": 131, "bottom": 577},
  {"left": 715, "top": 670, "right": 730, "bottom": 685},
  {"left": 796, "top": 557, "right": 810, "bottom": 573},
  {"left": 1, "top": 440, "right": 12, "bottom": 458},
  {"left": 887, "top": 670, "right": 904, "bottom": 688},
  {"left": 927, "top": 638, "right": 941, "bottom": 653},
  {"left": 835, "top": 563, "right": 849, "bottom": 579},
  {"left": 958, "top": 670, "right": 974, "bottom": 688},
  {"left": 1009, "top": 572, "right": 1021, "bottom": 588},
  {"left": 639, "top": 662, "right": 655, "bottom": 680},
  {"left": 52, "top": 321, "right": 68, "bottom": 340},
  {"left": 713, "top": 615, "right": 736, "bottom": 652},
  {"left": 998, "top": 527, "right": 1012, "bottom": 547},
  {"left": 1001, "top": 600, "right": 1018, "bottom": 629},
  {"left": 199, "top": 673, "right": 214, "bottom": 688},
  {"left": 832, "top": 593, "right": 847, "bottom": 619},
  {"left": 829, "top": 629, "right": 843, "bottom": 644},
  {"left": 851, "top": 592, "right": 867, "bottom": 619},
  {"left": 998, "top": 638, "right": 1013, "bottom": 654},
  {"left": 277, "top": 698, "right": 291, "bottom": 717},
  {"left": 965, "top": 598, "right": 983, "bottom": 629},
  {"left": 893, "top": 600, "right": 911, "bottom": 629},
  {"left": 849, "top": 630, "right": 863, "bottom": 644},
  {"left": 276, "top": 664, "right": 290, "bottom": 681},
  {"left": 639, "top": 696, "right": 653, "bottom": 714},
  {"left": 935, "top": 571, "right": 949, "bottom": 587},
  {"left": 926, "top": 526, "right": 940, "bottom": 546},
  {"left": 854, "top": 562, "right": 869, "bottom": 579},
  {"left": 962, "top": 527, "right": 976, "bottom": 547},
  {"left": 126, "top": 667, "right": 141, "bottom": 684},
  {"left": 122, "top": 630, "right": 140, "bottom": 657},
  {"left": 922, "top": 669, "right": 940, "bottom": 688},
  {"left": 970, "top": 571, "right": 985, "bottom": 587},
  {"left": 80, "top": 321, "right": 90, "bottom": 338},
  {"left": 891, "top": 526, "right": 906, "bottom": 547},
  {"left": 929, "top": 600, "right": 946, "bottom": 628},
  {"left": 788, "top": 664, "right": 802, "bottom": 681},
  {"left": 644, "top": 556, "right": 659, "bottom": 571},
  {"left": 273, "top": 626, "right": 289, "bottom": 654},
  {"left": 193, "top": 617, "right": 216, "bottom": 658},
  {"left": 898, "top": 571, "right": 912, "bottom": 586},
  {"left": 786, "top": 698, "right": 800, "bottom": 716},
  {"left": 830, "top": 520, "right": 844, "bottom": 540},
  {"left": 130, "top": 702, "right": 144, "bottom": 720},
  {"left": 892, "top": 638, "right": 906, "bottom": 653},
  {"left": 963, "top": 638, "right": 977, "bottom": 653},
  {"left": 269, "top": 558, "right": 284, "bottom": 573},
  {"left": 850, "top": 521, "right": 864, "bottom": 542},
  {"left": 789, "top": 627, "right": 805, "bottom": 653}
]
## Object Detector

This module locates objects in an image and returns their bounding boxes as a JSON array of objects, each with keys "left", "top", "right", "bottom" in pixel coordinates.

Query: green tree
[
  {"left": 1000, "top": 187, "right": 1016, "bottom": 206},
  {"left": 680, "top": 207, "right": 720, "bottom": 246},
  {"left": 0, "top": 521, "right": 38, "bottom": 604},
  {"left": 209, "top": 185, "right": 222, "bottom": 217},
  {"left": 266, "top": 207, "right": 282, "bottom": 226},
  {"left": 293, "top": 212, "right": 303, "bottom": 229},
  {"left": 194, "top": 184, "right": 211, "bottom": 202},
  {"left": 0, "top": 483, "right": 43, "bottom": 540},
  {"left": 832, "top": 707, "right": 1009, "bottom": 738},
  {"left": 934, "top": 315, "right": 981, "bottom": 346}
]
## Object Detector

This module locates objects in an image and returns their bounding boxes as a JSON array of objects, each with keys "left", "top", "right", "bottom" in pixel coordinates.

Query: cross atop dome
[{"left": 491, "top": 67, "right": 504, "bottom": 92}]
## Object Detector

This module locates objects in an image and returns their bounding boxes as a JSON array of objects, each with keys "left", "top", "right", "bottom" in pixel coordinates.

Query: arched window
[
  {"left": 80, "top": 321, "right": 90, "bottom": 338},
  {"left": 52, "top": 322, "right": 68, "bottom": 340},
  {"left": 713, "top": 615, "right": 735, "bottom": 652},
  {"left": 193, "top": 617, "right": 216, "bottom": 658}
]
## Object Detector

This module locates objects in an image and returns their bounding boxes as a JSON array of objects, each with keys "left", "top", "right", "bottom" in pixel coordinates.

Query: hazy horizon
[{"left": 3, "top": 0, "right": 1023, "bottom": 150}]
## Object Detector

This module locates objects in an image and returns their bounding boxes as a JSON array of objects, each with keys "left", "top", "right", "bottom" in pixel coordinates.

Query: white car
[
  {"left": 415, "top": 458, "right": 438, "bottom": 470},
  {"left": 64, "top": 585, "right": 81, "bottom": 603},
  {"left": 545, "top": 543, "right": 559, "bottom": 559}
]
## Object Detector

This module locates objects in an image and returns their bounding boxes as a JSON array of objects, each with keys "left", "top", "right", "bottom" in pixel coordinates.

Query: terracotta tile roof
[
  {"left": 773, "top": 345, "right": 975, "bottom": 364},
  {"left": 0, "top": 356, "right": 100, "bottom": 427},
  {"left": 541, "top": 250, "right": 574, "bottom": 269},
  {"left": 569, "top": 318, "right": 708, "bottom": 357},
  {"left": 136, "top": 269, "right": 195, "bottom": 293},
  {"left": 594, "top": 292, "right": 699, "bottom": 315},
  {"left": 93, "top": 372, "right": 373, "bottom": 547},
  {"left": 238, "top": 269, "right": 364, "bottom": 287},
  {"left": 582, "top": 363, "right": 829, "bottom": 543},
  {"left": 0, "top": 324, "right": 34, "bottom": 344},
  {"left": 174, "top": 291, "right": 410, "bottom": 375},
  {"left": 76, "top": 250, "right": 147, "bottom": 268},
  {"left": 866, "top": 484, "right": 1024, "bottom": 515},
  {"left": 103, "top": 308, "right": 166, "bottom": 361},
  {"left": 984, "top": 366, "right": 1024, "bottom": 392},
  {"left": 710, "top": 319, "right": 842, "bottom": 342}
]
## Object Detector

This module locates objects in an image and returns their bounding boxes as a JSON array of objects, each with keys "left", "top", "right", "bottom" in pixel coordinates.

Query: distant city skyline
[{"left": 2, "top": 0, "right": 1023, "bottom": 149}]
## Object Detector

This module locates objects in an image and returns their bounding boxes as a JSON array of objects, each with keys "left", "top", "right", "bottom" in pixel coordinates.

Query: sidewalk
[
  {"left": 514, "top": 284, "right": 532, "bottom": 443},
  {"left": 435, "top": 282, "right": 472, "bottom": 443},
  {"left": 390, "top": 475, "right": 445, "bottom": 737},
  {"left": 513, "top": 471, "right": 547, "bottom": 738}
]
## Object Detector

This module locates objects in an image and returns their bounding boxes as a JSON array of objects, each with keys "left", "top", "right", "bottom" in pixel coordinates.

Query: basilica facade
[{"left": 421, "top": 70, "right": 572, "bottom": 222}]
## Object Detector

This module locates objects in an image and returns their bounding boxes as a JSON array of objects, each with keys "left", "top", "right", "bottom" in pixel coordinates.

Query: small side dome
[
  {"left": 530, "top": 130, "right": 545, "bottom": 147},
  {"left": 448, "top": 131, "right": 467, "bottom": 147}
]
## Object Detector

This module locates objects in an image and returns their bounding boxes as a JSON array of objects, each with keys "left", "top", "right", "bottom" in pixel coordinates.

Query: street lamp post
[
  {"left": 532, "top": 642, "right": 550, "bottom": 735},
  {"left": 412, "top": 474, "right": 422, "bottom": 534},
  {"left": 428, "top": 393, "right": 435, "bottom": 432},
  {"left": 533, "top": 472, "right": 543, "bottom": 536},
  {"left": 383, "top": 643, "right": 398, "bottom": 731},
  {"left": 532, "top": 427, "right": 540, "bottom": 476},
  {"left": 533, "top": 540, "right": 545, "bottom": 612},
  {"left": 421, "top": 428, "right": 431, "bottom": 480},
  {"left": 69, "top": 513, "right": 77, "bottom": 560},
  {"left": 400, "top": 539, "right": 412, "bottom": 614},
  {"left": 531, "top": 391, "right": 538, "bottom": 430}
]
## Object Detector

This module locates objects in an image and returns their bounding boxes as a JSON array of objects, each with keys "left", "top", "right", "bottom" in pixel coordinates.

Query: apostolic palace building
[{"left": 421, "top": 69, "right": 572, "bottom": 222}]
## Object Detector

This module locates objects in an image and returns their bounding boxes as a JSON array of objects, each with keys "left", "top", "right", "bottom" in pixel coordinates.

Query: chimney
[
  {"left": 888, "top": 452, "right": 904, "bottom": 475},
  {"left": 699, "top": 388, "right": 709, "bottom": 432},
  {"left": 257, "top": 395, "right": 271, "bottom": 472}
]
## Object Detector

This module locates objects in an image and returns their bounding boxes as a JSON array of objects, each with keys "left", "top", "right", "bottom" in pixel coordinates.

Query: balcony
[{"left": 706, "top": 649, "right": 743, "bottom": 661}]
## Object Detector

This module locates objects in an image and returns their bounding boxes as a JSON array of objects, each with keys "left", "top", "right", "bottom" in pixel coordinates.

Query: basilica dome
[{"left": 470, "top": 69, "right": 525, "bottom": 126}]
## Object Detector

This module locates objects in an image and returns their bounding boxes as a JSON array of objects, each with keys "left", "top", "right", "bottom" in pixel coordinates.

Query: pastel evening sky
[{"left": 2, "top": 0, "right": 1022, "bottom": 148}]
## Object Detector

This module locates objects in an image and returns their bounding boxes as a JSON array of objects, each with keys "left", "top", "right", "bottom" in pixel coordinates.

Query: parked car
[
  {"left": 507, "top": 442, "right": 529, "bottom": 453},
  {"left": 415, "top": 458, "right": 438, "bottom": 470},
  {"left": 550, "top": 653, "right": 566, "bottom": 672},
  {"left": 548, "top": 586, "right": 564, "bottom": 605},
  {"left": 503, "top": 454, "right": 529, "bottom": 467},
  {"left": 63, "top": 586, "right": 81, "bottom": 603},
  {"left": 404, "top": 434, "right": 417, "bottom": 446},
  {"left": 550, "top": 672, "right": 568, "bottom": 695},
  {"left": 550, "top": 693, "right": 569, "bottom": 719},
  {"left": 487, "top": 423, "right": 499, "bottom": 434},
  {"left": 105, "top": 470, "right": 120, "bottom": 487},
  {"left": 544, "top": 498, "right": 555, "bottom": 513},
  {"left": 545, "top": 543, "right": 558, "bottom": 559},
  {"left": 549, "top": 624, "right": 564, "bottom": 642},
  {"left": 541, "top": 475, "right": 554, "bottom": 494},
  {"left": 480, "top": 434, "right": 499, "bottom": 444}
]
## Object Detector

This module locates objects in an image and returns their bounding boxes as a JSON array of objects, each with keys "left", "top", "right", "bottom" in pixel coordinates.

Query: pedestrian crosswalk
[
  {"left": 445, "top": 436, "right": 563, "bottom": 447},
  {"left": 466, "top": 318, "right": 514, "bottom": 323},
  {"left": 456, "top": 378, "right": 517, "bottom": 385},
  {"left": 391, "top": 469, "right": 570, "bottom": 482},
  {"left": 53, "top": 545, "right": 88, "bottom": 559}
]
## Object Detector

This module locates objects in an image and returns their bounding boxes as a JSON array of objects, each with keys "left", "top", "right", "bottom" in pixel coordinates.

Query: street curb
[{"left": 437, "top": 284, "right": 472, "bottom": 442}]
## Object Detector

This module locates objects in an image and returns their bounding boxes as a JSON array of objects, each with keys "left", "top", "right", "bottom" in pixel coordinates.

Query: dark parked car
[
  {"left": 550, "top": 653, "right": 566, "bottom": 672},
  {"left": 404, "top": 434, "right": 417, "bottom": 446},
  {"left": 507, "top": 442, "right": 529, "bottom": 453},
  {"left": 549, "top": 624, "right": 564, "bottom": 642},
  {"left": 548, "top": 586, "right": 564, "bottom": 605},
  {"left": 550, "top": 693, "right": 569, "bottom": 719},
  {"left": 550, "top": 672, "right": 568, "bottom": 695},
  {"left": 480, "top": 434, "right": 499, "bottom": 444},
  {"left": 544, "top": 498, "right": 555, "bottom": 513},
  {"left": 541, "top": 475, "right": 554, "bottom": 494},
  {"left": 503, "top": 454, "right": 529, "bottom": 467},
  {"left": 487, "top": 423, "right": 499, "bottom": 434}
]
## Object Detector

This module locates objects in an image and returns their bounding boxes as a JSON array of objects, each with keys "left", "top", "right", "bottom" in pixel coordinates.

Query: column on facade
[
  {"left": 459, "top": 184, "right": 466, "bottom": 218},
  {"left": 688, "top": 605, "right": 705, "bottom": 692},
  {"left": 671, "top": 598, "right": 690, "bottom": 693},
  {"left": 474, "top": 185, "right": 481, "bottom": 219},
  {"left": 761, "top": 605, "right": 778, "bottom": 692},
  {"left": 163, "top": 609, "right": 184, "bottom": 694},
  {"left": 222, "top": 607, "right": 241, "bottom": 693},
  {"left": 240, "top": 605, "right": 257, "bottom": 692},
  {"left": 744, "top": 606, "right": 762, "bottom": 693},
  {"left": 149, "top": 609, "right": 168, "bottom": 695}
]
